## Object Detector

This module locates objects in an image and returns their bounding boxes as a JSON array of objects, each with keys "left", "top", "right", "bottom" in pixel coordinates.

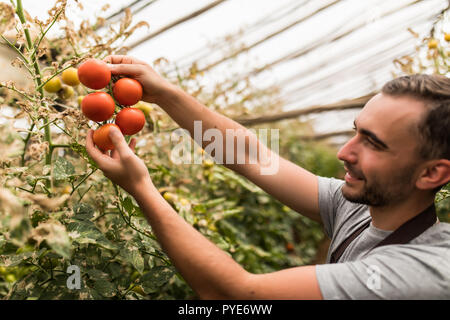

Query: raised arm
[
  {"left": 105, "top": 55, "right": 320, "bottom": 222},
  {"left": 85, "top": 129, "right": 323, "bottom": 299}
]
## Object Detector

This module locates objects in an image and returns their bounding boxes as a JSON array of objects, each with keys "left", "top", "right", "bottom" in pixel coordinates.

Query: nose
[{"left": 337, "top": 135, "right": 358, "bottom": 164}]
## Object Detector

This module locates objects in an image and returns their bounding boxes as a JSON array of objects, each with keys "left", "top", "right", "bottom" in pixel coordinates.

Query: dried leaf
[{"left": 25, "top": 193, "right": 70, "bottom": 211}]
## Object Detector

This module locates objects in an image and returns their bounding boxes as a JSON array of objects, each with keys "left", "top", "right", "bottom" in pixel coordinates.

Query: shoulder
[
  {"left": 316, "top": 230, "right": 450, "bottom": 299},
  {"left": 369, "top": 222, "right": 450, "bottom": 267}
]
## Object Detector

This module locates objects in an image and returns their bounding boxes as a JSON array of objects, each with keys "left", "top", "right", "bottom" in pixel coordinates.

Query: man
[{"left": 85, "top": 55, "right": 450, "bottom": 299}]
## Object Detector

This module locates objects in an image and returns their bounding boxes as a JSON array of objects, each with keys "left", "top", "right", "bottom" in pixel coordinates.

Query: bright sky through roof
[{"left": 1, "top": 0, "right": 448, "bottom": 139}]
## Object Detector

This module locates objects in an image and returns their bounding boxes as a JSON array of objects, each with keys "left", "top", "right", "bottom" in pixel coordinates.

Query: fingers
[
  {"left": 111, "top": 137, "right": 137, "bottom": 160},
  {"left": 104, "top": 55, "right": 147, "bottom": 65},
  {"left": 85, "top": 129, "right": 113, "bottom": 165},
  {"left": 129, "top": 138, "right": 137, "bottom": 152},
  {"left": 106, "top": 63, "right": 143, "bottom": 77},
  {"left": 108, "top": 126, "right": 134, "bottom": 158}
]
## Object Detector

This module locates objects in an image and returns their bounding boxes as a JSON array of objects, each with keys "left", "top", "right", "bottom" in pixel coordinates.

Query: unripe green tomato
[
  {"left": 77, "top": 95, "right": 85, "bottom": 106},
  {"left": 5, "top": 274, "right": 16, "bottom": 283},
  {"left": 58, "top": 85, "right": 74, "bottom": 100},
  {"left": 0, "top": 266, "right": 7, "bottom": 274},
  {"left": 132, "top": 101, "right": 153, "bottom": 116},
  {"left": 43, "top": 77, "right": 62, "bottom": 93},
  {"left": 203, "top": 159, "right": 214, "bottom": 168}
]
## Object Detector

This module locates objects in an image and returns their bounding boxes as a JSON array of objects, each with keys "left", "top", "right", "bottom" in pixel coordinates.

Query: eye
[{"left": 364, "top": 137, "right": 379, "bottom": 149}]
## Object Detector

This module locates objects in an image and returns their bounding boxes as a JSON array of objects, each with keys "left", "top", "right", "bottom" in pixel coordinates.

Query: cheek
[{"left": 358, "top": 152, "right": 390, "bottom": 180}]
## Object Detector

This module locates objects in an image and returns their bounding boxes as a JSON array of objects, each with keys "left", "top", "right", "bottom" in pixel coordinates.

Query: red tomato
[
  {"left": 93, "top": 123, "right": 121, "bottom": 151},
  {"left": 115, "top": 108, "right": 145, "bottom": 135},
  {"left": 77, "top": 59, "right": 111, "bottom": 90},
  {"left": 113, "top": 78, "right": 143, "bottom": 106},
  {"left": 81, "top": 92, "right": 116, "bottom": 122}
]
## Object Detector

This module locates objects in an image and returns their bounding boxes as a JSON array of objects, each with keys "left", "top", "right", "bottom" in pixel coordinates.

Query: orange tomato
[
  {"left": 115, "top": 107, "right": 145, "bottom": 135},
  {"left": 43, "top": 76, "right": 62, "bottom": 93},
  {"left": 81, "top": 92, "right": 116, "bottom": 122},
  {"left": 428, "top": 39, "right": 438, "bottom": 49},
  {"left": 77, "top": 59, "right": 111, "bottom": 90},
  {"left": 93, "top": 123, "right": 121, "bottom": 151},
  {"left": 113, "top": 78, "right": 143, "bottom": 106},
  {"left": 61, "top": 67, "right": 80, "bottom": 86}
]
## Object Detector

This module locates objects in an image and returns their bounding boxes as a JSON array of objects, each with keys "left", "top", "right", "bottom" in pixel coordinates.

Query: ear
[{"left": 415, "top": 159, "right": 450, "bottom": 190}]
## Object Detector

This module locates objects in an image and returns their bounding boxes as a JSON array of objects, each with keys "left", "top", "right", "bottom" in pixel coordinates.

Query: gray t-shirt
[{"left": 315, "top": 176, "right": 450, "bottom": 300}]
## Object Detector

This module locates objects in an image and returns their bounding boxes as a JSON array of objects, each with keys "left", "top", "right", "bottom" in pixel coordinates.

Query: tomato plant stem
[
  {"left": 16, "top": 0, "right": 53, "bottom": 185},
  {"left": 30, "top": 7, "right": 64, "bottom": 61},
  {"left": 70, "top": 169, "right": 97, "bottom": 196},
  {"left": 20, "top": 122, "right": 35, "bottom": 166}
]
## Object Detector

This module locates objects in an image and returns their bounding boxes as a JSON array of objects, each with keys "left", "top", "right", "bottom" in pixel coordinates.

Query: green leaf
[
  {"left": 69, "top": 142, "right": 98, "bottom": 168},
  {"left": 94, "top": 279, "right": 116, "bottom": 298},
  {"left": 120, "top": 196, "right": 142, "bottom": 216},
  {"left": 121, "top": 196, "right": 134, "bottom": 214},
  {"left": 203, "top": 197, "right": 227, "bottom": 208},
  {"left": 9, "top": 217, "right": 32, "bottom": 247},
  {"left": 53, "top": 156, "right": 75, "bottom": 181},
  {"left": 68, "top": 220, "right": 117, "bottom": 250},
  {"left": 36, "top": 222, "right": 72, "bottom": 259},
  {"left": 215, "top": 167, "right": 261, "bottom": 192},
  {"left": 73, "top": 203, "right": 94, "bottom": 221},
  {"left": 120, "top": 247, "right": 144, "bottom": 274},
  {"left": 0, "top": 252, "right": 33, "bottom": 267},
  {"left": 193, "top": 203, "right": 206, "bottom": 213},
  {"left": 140, "top": 266, "right": 175, "bottom": 293},
  {"left": 87, "top": 269, "right": 109, "bottom": 280}
]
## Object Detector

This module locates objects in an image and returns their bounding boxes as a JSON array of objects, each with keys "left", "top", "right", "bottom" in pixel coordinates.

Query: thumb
[{"left": 109, "top": 126, "right": 132, "bottom": 157}]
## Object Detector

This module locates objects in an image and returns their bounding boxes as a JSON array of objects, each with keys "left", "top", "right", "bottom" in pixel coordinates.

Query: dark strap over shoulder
[{"left": 329, "top": 204, "right": 437, "bottom": 264}]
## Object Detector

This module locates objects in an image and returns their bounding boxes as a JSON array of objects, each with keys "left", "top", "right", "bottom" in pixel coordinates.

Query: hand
[
  {"left": 85, "top": 126, "right": 155, "bottom": 197},
  {"left": 104, "top": 55, "right": 173, "bottom": 104}
]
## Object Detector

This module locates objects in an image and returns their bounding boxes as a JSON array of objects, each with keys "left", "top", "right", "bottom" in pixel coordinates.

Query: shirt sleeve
[
  {"left": 315, "top": 244, "right": 450, "bottom": 300},
  {"left": 317, "top": 176, "right": 346, "bottom": 238}
]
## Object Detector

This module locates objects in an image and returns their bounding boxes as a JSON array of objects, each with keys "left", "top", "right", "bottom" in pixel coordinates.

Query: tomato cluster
[
  {"left": 43, "top": 58, "right": 148, "bottom": 151},
  {"left": 74, "top": 58, "right": 146, "bottom": 151}
]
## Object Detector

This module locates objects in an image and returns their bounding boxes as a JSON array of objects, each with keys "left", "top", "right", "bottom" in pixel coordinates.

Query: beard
[{"left": 341, "top": 162, "right": 418, "bottom": 207}]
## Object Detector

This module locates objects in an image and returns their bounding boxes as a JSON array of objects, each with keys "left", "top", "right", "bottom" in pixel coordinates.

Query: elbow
[{"left": 198, "top": 272, "right": 258, "bottom": 300}]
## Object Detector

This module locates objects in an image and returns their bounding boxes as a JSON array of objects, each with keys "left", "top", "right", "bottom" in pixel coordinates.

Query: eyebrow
[{"left": 353, "top": 120, "right": 389, "bottom": 150}]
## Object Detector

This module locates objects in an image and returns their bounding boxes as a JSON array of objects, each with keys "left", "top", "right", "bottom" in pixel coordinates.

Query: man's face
[{"left": 337, "top": 93, "right": 426, "bottom": 207}]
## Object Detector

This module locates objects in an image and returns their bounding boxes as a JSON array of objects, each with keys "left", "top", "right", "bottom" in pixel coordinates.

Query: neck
[{"left": 369, "top": 193, "right": 435, "bottom": 231}]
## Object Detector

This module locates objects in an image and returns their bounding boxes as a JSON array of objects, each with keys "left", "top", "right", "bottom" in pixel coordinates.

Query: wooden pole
[
  {"left": 234, "top": 93, "right": 375, "bottom": 126},
  {"left": 128, "top": 0, "right": 228, "bottom": 49}
]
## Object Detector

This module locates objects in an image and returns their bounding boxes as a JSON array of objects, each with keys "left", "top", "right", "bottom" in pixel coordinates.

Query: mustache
[{"left": 344, "top": 162, "right": 365, "bottom": 180}]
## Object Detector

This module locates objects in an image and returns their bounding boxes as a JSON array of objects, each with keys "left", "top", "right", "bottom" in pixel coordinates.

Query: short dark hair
[{"left": 381, "top": 74, "right": 450, "bottom": 161}]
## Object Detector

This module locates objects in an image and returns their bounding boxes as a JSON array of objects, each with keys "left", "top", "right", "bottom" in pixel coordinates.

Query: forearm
[
  {"left": 133, "top": 184, "right": 252, "bottom": 299},
  {"left": 155, "top": 84, "right": 270, "bottom": 175}
]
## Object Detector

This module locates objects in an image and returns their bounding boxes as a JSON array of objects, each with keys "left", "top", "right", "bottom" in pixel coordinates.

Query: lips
[{"left": 344, "top": 165, "right": 364, "bottom": 182}]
